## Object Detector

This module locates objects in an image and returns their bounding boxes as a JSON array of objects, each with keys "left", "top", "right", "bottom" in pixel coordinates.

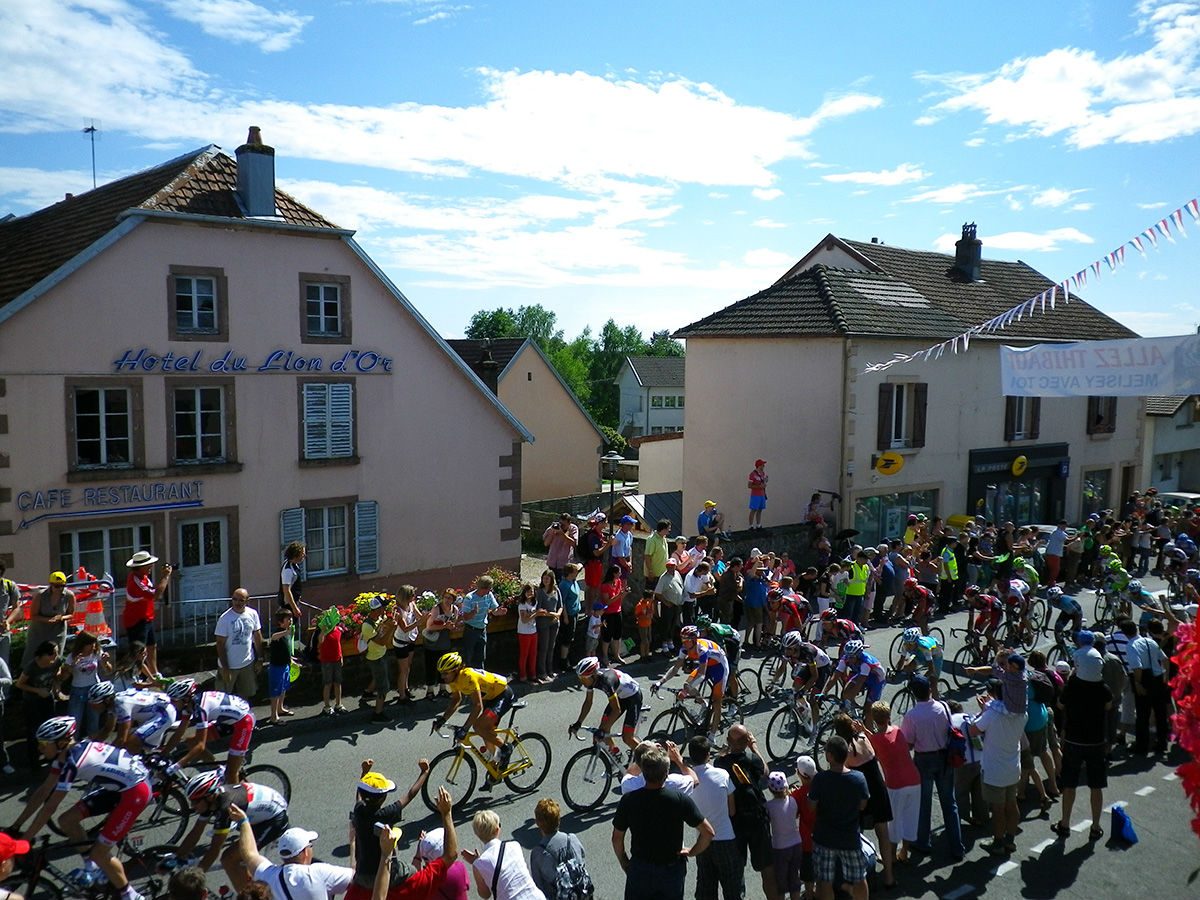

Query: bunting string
[{"left": 864, "top": 193, "right": 1199, "bottom": 373}]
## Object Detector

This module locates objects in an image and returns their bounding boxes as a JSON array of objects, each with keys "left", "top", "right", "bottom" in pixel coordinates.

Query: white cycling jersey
[{"left": 55, "top": 740, "right": 150, "bottom": 792}]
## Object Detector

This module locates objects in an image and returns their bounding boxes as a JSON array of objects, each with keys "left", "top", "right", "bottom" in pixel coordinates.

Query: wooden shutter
[
  {"left": 1029, "top": 397, "right": 1041, "bottom": 440},
  {"left": 302, "top": 383, "right": 329, "bottom": 458},
  {"left": 877, "top": 383, "right": 894, "bottom": 451},
  {"left": 912, "top": 383, "right": 928, "bottom": 448},
  {"left": 355, "top": 500, "right": 379, "bottom": 574},
  {"left": 329, "top": 383, "right": 354, "bottom": 457},
  {"left": 1004, "top": 397, "right": 1016, "bottom": 442},
  {"left": 279, "top": 507, "right": 307, "bottom": 579}
]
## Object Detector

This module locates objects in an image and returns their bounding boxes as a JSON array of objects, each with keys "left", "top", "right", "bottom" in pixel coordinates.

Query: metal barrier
[{"left": 101, "top": 592, "right": 282, "bottom": 651}]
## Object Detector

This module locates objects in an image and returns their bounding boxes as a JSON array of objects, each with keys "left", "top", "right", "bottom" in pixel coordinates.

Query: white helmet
[
  {"left": 902, "top": 627, "right": 921, "bottom": 644},
  {"left": 843, "top": 639, "right": 865, "bottom": 656},
  {"left": 574, "top": 657, "right": 601, "bottom": 678},
  {"left": 782, "top": 631, "right": 803, "bottom": 650}
]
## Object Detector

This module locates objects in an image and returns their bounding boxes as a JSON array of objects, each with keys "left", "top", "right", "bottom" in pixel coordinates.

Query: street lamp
[{"left": 601, "top": 450, "right": 624, "bottom": 536}]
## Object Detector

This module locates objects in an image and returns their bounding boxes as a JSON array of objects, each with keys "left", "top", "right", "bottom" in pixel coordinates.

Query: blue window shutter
[
  {"left": 302, "top": 384, "right": 328, "bottom": 458},
  {"left": 280, "top": 507, "right": 306, "bottom": 579},
  {"left": 355, "top": 500, "right": 379, "bottom": 574},
  {"left": 329, "top": 383, "right": 354, "bottom": 457}
]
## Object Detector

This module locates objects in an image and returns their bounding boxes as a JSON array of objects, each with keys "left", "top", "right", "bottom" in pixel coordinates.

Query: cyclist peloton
[
  {"left": 964, "top": 585, "right": 1004, "bottom": 652},
  {"left": 1002, "top": 578, "right": 1035, "bottom": 643},
  {"left": 163, "top": 679, "right": 256, "bottom": 784},
  {"left": 88, "top": 683, "right": 177, "bottom": 754},
  {"left": 652, "top": 625, "right": 729, "bottom": 743},
  {"left": 432, "top": 652, "right": 516, "bottom": 784},
  {"left": 895, "top": 627, "right": 944, "bottom": 697},
  {"left": 834, "top": 639, "right": 887, "bottom": 715},
  {"left": 1125, "top": 579, "right": 1166, "bottom": 629},
  {"left": 178, "top": 769, "right": 290, "bottom": 891},
  {"left": 898, "top": 579, "right": 935, "bottom": 633},
  {"left": 569, "top": 657, "right": 644, "bottom": 757},
  {"left": 10, "top": 716, "right": 152, "bottom": 900}
]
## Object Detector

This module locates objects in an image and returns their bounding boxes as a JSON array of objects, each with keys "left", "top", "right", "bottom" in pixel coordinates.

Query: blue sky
[{"left": 2, "top": 0, "right": 1199, "bottom": 341}]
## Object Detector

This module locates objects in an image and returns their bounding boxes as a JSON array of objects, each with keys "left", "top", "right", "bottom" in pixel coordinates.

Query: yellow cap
[{"left": 48, "top": 571, "right": 67, "bottom": 585}]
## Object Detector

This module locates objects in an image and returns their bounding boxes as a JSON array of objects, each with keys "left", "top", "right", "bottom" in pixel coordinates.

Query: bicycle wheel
[
  {"left": 126, "top": 786, "right": 190, "bottom": 848},
  {"left": 1045, "top": 642, "right": 1066, "bottom": 667},
  {"left": 648, "top": 708, "right": 691, "bottom": 746},
  {"left": 950, "top": 646, "right": 976, "bottom": 691},
  {"left": 504, "top": 731, "right": 551, "bottom": 794},
  {"left": 733, "top": 667, "right": 763, "bottom": 715},
  {"left": 890, "top": 685, "right": 915, "bottom": 717},
  {"left": 1, "top": 872, "right": 61, "bottom": 900},
  {"left": 764, "top": 706, "right": 802, "bottom": 762},
  {"left": 888, "top": 633, "right": 904, "bottom": 668},
  {"left": 1027, "top": 598, "right": 1048, "bottom": 636},
  {"left": 243, "top": 764, "right": 292, "bottom": 802},
  {"left": 423, "top": 748, "right": 477, "bottom": 812},
  {"left": 928, "top": 626, "right": 946, "bottom": 648},
  {"left": 560, "top": 746, "right": 619, "bottom": 812},
  {"left": 812, "top": 719, "right": 836, "bottom": 770}
]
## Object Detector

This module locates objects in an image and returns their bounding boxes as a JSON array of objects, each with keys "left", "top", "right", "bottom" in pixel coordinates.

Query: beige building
[
  {"left": 675, "top": 226, "right": 1142, "bottom": 543},
  {"left": 448, "top": 338, "right": 604, "bottom": 501},
  {"left": 0, "top": 133, "right": 531, "bottom": 612}
]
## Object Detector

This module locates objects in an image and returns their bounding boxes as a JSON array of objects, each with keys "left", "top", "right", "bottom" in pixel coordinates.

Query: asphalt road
[{"left": 2, "top": 571, "right": 1197, "bottom": 900}]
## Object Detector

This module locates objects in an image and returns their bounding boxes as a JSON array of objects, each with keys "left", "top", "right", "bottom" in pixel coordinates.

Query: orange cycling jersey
[{"left": 685, "top": 638, "right": 728, "bottom": 673}]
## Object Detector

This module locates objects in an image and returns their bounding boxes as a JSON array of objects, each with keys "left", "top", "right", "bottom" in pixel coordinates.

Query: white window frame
[
  {"left": 305, "top": 282, "right": 343, "bottom": 337},
  {"left": 173, "top": 386, "right": 226, "bottom": 463},
  {"left": 58, "top": 522, "right": 154, "bottom": 596},
  {"left": 302, "top": 382, "right": 354, "bottom": 459},
  {"left": 305, "top": 504, "right": 349, "bottom": 576},
  {"left": 650, "top": 395, "right": 663, "bottom": 408},
  {"left": 1011, "top": 397, "right": 1036, "bottom": 440},
  {"left": 174, "top": 275, "right": 217, "bottom": 333},
  {"left": 74, "top": 386, "right": 133, "bottom": 468},
  {"left": 676, "top": 395, "right": 685, "bottom": 408}
]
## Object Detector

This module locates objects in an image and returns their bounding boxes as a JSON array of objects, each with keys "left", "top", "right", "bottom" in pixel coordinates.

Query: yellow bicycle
[{"left": 420, "top": 700, "right": 551, "bottom": 811}]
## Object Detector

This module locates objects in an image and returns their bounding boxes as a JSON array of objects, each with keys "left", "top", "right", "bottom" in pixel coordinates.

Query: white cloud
[
  {"left": 919, "top": 1, "right": 1200, "bottom": 147},
  {"left": 1137, "top": 201, "right": 1167, "bottom": 209},
  {"left": 903, "top": 183, "right": 1006, "bottom": 204},
  {"left": 0, "top": 165, "right": 95, "bottom": 209},
  {"left": 1031, "top": 187, "right": 1084, "bottom": 208},
  {"left": 1005, "top": 193, "right": 1023, "bottom": 211},
  {"left": 160, "top": 0, "right": 311, "bottom": 51},
  {"left": 751, "top": 218, "right": 787, "bottom": 228},
  {"left": 964, "top": 137, "right": 986, "bottom": 147},
  {"left": 821, "top": 162, "right": 927, "bottom": 186},
  {"left": 752, "top": 188, "right": 783, "bottom": 200},
  {"left": 932, "top": 227, "right": 1094, "bottom": 252},
  {"left": 1071, "top": 202, "right": 1094, "bottom": 211},
  {"left": 743, "top": 248, "right": 792, "bottom": 267}
]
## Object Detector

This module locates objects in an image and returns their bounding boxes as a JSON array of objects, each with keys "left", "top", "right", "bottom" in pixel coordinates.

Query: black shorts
[
  {"left": 482, "top": 687, "right": 516, "bottom": 723},
  {"left": 722, "top": 637, "right": 742, "bottom": 667},
  {"left": 126, "top": 619, "right": 156, "bottom": 647},
  {"left": 601, "top": 612, "right": 623, "bottom": 642},
  {"left": 391, "top": 642, "right": 416, "bottom": 660},
  {"left": 600, "top": 691, "right": 644, "bottom": 733},
  {"left": 1060, "top": 742, "right": 1107, "bottom": 790}
]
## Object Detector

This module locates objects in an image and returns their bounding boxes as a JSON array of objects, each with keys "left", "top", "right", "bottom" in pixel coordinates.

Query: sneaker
[
  {"left": 334, "top": 705, "right": 349, "bottom": 715},
  {"left": 320, "top": 707, "right": 334, "bottom": 717},
  {"left": 68, "top": 868, "right": 101, "bottom": 889},
  {"left": 498, "top": 743, "right": 514, "bottom": 769}
]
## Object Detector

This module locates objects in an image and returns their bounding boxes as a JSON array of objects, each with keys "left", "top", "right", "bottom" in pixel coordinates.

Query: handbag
[{"left": 941, "top": 702, "right": 967, "bottom": 768}]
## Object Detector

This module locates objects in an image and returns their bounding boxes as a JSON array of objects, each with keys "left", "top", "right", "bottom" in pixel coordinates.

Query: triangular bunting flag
[
  {"left": 1091, "top": 261, "right": 1102, "bottom": 279},
  {"left": 1116, "top": 245, "right": 1126, "bottom": 266},
  {"left": 1143, "top": 228, "right": 1159, "bottom": 249},
  {"left": 1104, "top": 252, "right": 1117, "bottom": 272},
  {"left": 1157, "top": 219, "right": 1176, "bottom": 244},
  {"left": 1187, "top": 199, "right": 1199, "bottom": 223},
  {"left": 1131, "top": 236, "right": 1145, "bottom": 256},
  {"left": 1049, "top": 285, "right": 1057, "bottom": 308},
  {"left": 1172, "top": 209, "right": 1188, "bottom": 237},
  {"left": 962, "top": 331, "right": 970, "bottom": 352}
]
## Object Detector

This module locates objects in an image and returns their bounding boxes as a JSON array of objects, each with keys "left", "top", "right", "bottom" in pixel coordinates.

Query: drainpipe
[{"left": 839, "top": 337, "right": 851, "bottom": 532}]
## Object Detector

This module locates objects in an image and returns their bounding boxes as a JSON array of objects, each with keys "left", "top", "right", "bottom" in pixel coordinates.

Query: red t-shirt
[
  {"left": 748, "top": 469, "right": 767, "bottom": 496},
  {"left": 599, "top": 578, "right": 625, "bottom": 615},
  {"left": 123, "top": 572, "right": 155, "bottom": 628},
  {"left": 790, "top": 784, "right": 815, "bottom": 852},
  {"left": 394, "top": 859, "right": 470, "bottom": 900},
  {"left": 318, "top": 625, "right": 344, "bottom": 663},
  {"left": 867, "top": 726, "right": 921, "bottom": 790}
]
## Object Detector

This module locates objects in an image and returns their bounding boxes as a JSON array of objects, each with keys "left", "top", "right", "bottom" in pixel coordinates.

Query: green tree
[
  {"left": 585, "top": 320, "right": 649, "bottom": 426},
  {"left": 465, "top": 308, "right": 517, "bottom": 340},
  {"left": 648, "top": 329, "right": 685, "bottom": 357}
]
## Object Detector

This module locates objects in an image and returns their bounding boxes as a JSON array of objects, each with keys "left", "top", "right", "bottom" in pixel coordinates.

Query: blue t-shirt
[
  {"left": 743, "top": 574, "right": 769, "bottom": 609},
  {"left": 560, "top": 579, "right": 581, "bottom": 618},
  {"left": 809, "top": 768, "right": 869, "bottom": 850},
  {"left": 460, "top": 591, "right": 498, "bottom": 629},
  {"left": 698, "top": 510, "right": 715, "bottom": 534}
]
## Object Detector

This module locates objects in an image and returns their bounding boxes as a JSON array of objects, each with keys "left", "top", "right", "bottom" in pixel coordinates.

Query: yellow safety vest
[
  {"left": 939, "top": 547, "right": 959, "bottom": 581},
  {"left": 847, "top": 562, "right": 869, "bottom": 597}
]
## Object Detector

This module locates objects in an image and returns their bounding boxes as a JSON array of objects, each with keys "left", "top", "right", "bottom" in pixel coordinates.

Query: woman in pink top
[
  {"left": 833, "top": 713, "right": 895, "bottom": 890},
  {"left": 866, "top": 700, "right": 921, "bottom": 881}
]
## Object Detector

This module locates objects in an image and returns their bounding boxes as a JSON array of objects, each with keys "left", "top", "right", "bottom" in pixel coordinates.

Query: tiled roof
[
  {"left": 0, "top": 146, "right": 340, "bottom": 310},
  {"left": 675, "top": 235, "right": 1138, "bottom": 342},
  {"left": 1146, "top": 395, "right": 1189, "bottom": 416},
  {"left": 445, "top": 338, "right": 528, "bottom": 378},
  {"left": 624, "top": 355, "right": 685, "bottom": 387}
]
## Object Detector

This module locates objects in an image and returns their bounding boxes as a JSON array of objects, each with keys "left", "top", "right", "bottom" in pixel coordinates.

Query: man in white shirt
[
  {"left": 654, "top": 561, "right": 685, "bottom": 653},
  {"left": 683, "top": 563, "right": 717, "bottom": 626},
  {"left": 686, "top": 735, "right": 741, "bottom": 900},
  {"left": 1129, "top": 619, "right": 1171, "bottom": 755},
  {"left": 969, "top": 679, "right": 1028, "bottom": 856},
  {"left": 214, "top": 589, "right": 262, "bottom": 702},
  {"left": 620, "top": 740, "right": 697, "bottom": 795},
  {"left": 232, "top": 809, "right": 353, "bottom": 900}
]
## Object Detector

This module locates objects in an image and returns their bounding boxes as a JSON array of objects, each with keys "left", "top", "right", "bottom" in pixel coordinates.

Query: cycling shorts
[
  {"left": 132, "top": 710, "right": 177, "bottom": 749},
  {"left": 210, "top": 712, "right": 256, "bottom": 757},
  {"left": 795, "top": 664, "right": 830, "bottom": 693},
  {"left": 695, "top": 660, "right": 729, "bottom": 696},
  {"left": 77, "top": 780, "right": 152, "bottom": 845},
  {"left": 481, "top": 686, "right": 516, "bottom": 723},
  {"left": 601, "top": 690, "right": 645, "bottom": 733},
  {"left": 974, "top": 609, "right": 1002, "bottom": 632}
]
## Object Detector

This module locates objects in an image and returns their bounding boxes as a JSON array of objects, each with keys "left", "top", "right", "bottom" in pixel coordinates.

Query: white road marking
[
  {"left": 1072, "top": 819, "right": 1091, "bottom": 832},
  {"left": 1030, "top": 837, "right": 1056, "bottom": 854},
  {"left": 1163, "top": 771, "right": 1179, "bottom": 781},
  {"left": 996, "top": 861, "right": 1020, "bottom": 876},
  {"left": 943, "top": 885, "right": 976, "bottom": 899},
  {"left": 1136, "top": 785, "right": 1156, "bottom": 796}
]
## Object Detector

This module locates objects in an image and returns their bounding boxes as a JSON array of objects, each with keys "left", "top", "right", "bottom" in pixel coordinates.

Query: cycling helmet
[
  {"left": 1188, "top": 569, "right": 1200, "bottom": 582},
  {"left": 820, "top": 609, "right": 837, "bottom": 621},
  {"left": 843, "top": 639, "right": 865, "bottom": 656},
  {"left": 695, "top": 615, "right": 712, "bottom": 630},
  {"left": 574, "top": 657, "right": 601, "bottom": 678},
  {"left": 436, "top": 652, "right": 463, "bottom": 673},
  {"left": 1045, "top": 586, "right": 1064, "bottom": 601},
  {"left": 36, "top": 716, "right": 77, "bottom": 743},
  {"left": 358, "top": 771, "right": 396, "bottom": 795},
  {"left": 782, "top": 631, "right": 803, "bottom": 650},
  {"left": 680, "top": 625, "right": 700, "bottom": 641},
  {"left": 88, "top": 681, "right": 116, "bottom": 703},
  {"left": 904, "top": 578, "right": 919, "bottom": 590},
  {"left": 185, "top": 770, "right": 224, "bottom": 802},
  {"left": 964, "top": 584, "right": 980, "bottom": 596},
  {"left": 1107, "top": 558, "right": 1125, "bottom": 571},
  {"left": 1170, "top": 548, "right": 1188, "bottom": 560},
  {"left": 1098, "top": 545, "right": 1115, "bottom": 558},
  {"left": 902, "top": 627, "right": 921, "bottom": 644},
  {"left": 1127, "top": 579, "right": 1143, "bottom": 594},
  {"left": 166, "top": 678, "right": 196, "bottom": 700}
]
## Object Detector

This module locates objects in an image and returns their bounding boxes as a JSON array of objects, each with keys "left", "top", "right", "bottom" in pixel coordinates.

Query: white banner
[{"left": 1000, "top": 334, "right": 1200, "bottom": 397}]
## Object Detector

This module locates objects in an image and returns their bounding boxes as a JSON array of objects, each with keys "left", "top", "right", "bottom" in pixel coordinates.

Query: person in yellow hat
[
  {"left": 698, "top": 500, "right": 729, "bottom": 546},
  {"left": 22, "top": 571, "right": 75, "bottom": 669},
  {"left": 347, "top": 758, "right": 430, "bottom": 898}
]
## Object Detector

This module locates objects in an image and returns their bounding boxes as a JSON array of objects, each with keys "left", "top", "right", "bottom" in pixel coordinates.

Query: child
[
  {"left": 267, "top": 608, "right": 297, "bottom": 725},
  {"left": 317, "top": 609, "right": 346, "bottom": 715},
  {"left": 517, "top": 583, "right": 539, "bottom": 683},
  {"left": 767, "top": 770, "right": 804, "bottom": 900},
  {"left": 828, "top": 563, "right": 849, "bottom": 612},
  {"left": 557, "top": 563, "right": 582, "bottom": 673},
  {"left": 790, "top": 756, "right": 817, "bottom": 900},
  {"left": 584, "top": 601, "right": 605, "bottom": 658},
  {"left": 63, "top": 630, "right": 109, "bottom": 736},
  {"left": 635, "top": 590, "right": 655, "bottom": 659}
]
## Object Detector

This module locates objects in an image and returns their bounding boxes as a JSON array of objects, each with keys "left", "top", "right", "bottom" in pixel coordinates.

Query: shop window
[
  {"left": 300, "top": 381, "right": 355, "bottom": 462},
  {"left": 1004, "top": 397, "right": 1041, "bottom": 441},
  {"left": 876, "top": 382, "right": 927, "bottom": 451},
  {"left": 1086, "top": 397, "right": 1117, "bottom": 435},
  {"left": 279, "top": 499, "right": 378, "bottom": 577},
  {"left": 169, "top": 381, "right": 235, "bottom": 464},
  {"left": 59, "top": 523, "right": 154, "bottom": 593},
  {"left": 169, "top": 266, "right": 228, "bottom": 341},
  {"left": 300, "top": 273, "right": 351, "bottom": 344},
  {"left": 67, "top": 379, "right": 144, "bottom": 471},
  {"left": 1081, "top": 470, "right": 1111, "bottom": 518},
  {"left": 853, "top": 489, "right": 939, "bottom": 546}
]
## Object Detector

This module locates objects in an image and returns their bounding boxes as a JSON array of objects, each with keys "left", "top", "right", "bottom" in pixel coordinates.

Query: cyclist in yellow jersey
[{"left": 431, "top": 653, "right": 514, "bottom": 768}]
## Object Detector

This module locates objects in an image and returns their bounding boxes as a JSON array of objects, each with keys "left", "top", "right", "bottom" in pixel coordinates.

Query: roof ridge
[{"left": 812, "top": 265, "right": 849, "bottom": 334}]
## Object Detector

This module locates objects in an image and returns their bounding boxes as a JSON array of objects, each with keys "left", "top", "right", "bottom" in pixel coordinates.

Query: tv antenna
[{"left": 82, "top": 120, "right": 100, "bottom": 189}]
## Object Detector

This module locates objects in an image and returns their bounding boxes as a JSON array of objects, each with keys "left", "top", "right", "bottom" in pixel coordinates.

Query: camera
[{"left": 553, "top": 522, "right": 561, "bottom": 530}]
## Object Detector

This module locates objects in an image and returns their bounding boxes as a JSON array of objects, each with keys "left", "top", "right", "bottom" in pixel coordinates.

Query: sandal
[
  {"left": 1088, "top": 825, "right": 1104, "bottom": 840},
  {"left": 1050, "top": 821, "right": 1069, "bottom": 838}
]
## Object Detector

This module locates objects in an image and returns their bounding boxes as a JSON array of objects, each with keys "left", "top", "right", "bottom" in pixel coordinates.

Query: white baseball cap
[
  {"left": 277, "top": 828, "right": 318, "bottom": 859},
  {"left": 795, "top": 755, "right": 817, "bottom": 779},
  {"left": 415, "top": 828, "right": 445, "bottom": 863}
]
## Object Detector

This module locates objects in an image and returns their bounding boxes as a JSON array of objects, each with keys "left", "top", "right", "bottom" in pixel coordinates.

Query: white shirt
[
  {"left": 215, "top": 606, "right": 261, "bottom": 669},
  {"left": 471, "top": 838, "right": 546, "bottom": 900},
  {"left": 766, "top": 794, "right": 803, "bottom": 850},
  {"left": 973, "top": 699, "right": 1028, "bottom": 788},
  {"left": 253, "top": 859, "right": 353, "bottom": 900},
  {"left": 683, "top": 571, "right": 714, "bottom": 604},
  {"left": 690, "top": 762, "right": 736, "bottom": 841},
  {"left": 619, "top": 772, "right": 694, "bottom": 794}
]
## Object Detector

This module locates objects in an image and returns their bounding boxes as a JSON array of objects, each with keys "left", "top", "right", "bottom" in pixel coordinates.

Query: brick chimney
[
  {"left": 954, "top": 222, "right": 982, "bottom": 281},
  {"left": 476, "top": 341, "right": 500, "bottom": 395},
  {"left": 235, "top": 126, "right": 276, "bottom": 217}
]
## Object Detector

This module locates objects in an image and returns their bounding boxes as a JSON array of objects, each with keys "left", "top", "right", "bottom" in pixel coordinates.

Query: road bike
[
  {"left": 48, "top": 756, "right": 190, "bottom": 848},
  {"left": 887, "top": 671, "right": 951, "bottom": 717},
  {"left": 948, "top": 626, "right": 992, "bottom": 690},
  {"left": 763, "top": 688, "right": 827, "bottom": 762},
  {"left": 420, "top": 700, "right": 551, "bottom": 811},
  {"left": 647, "top": 685, "right": 745, "bottom": 746},
  {"left": 887, "top": 626, "right": 944, "bottom": 669},
  {"left": 2, "top": 833, "right": 184, "bottom": 900},
  {"left": 560, "top": 727, "right": 625, "bottom": 812}
]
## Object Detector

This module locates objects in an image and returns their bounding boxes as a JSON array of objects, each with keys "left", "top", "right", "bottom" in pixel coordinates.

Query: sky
[{"left": 1, "top": 0, "right": 1199, "bottom": 342}]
